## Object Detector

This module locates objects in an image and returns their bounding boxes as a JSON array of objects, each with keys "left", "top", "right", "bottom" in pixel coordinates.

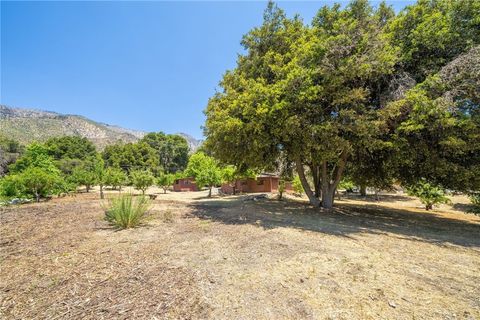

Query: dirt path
[{"left": 1, "top": 192, "right": 479, "bottom": 319}]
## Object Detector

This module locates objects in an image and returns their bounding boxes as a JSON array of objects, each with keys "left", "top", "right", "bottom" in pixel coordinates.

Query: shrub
[
  {"left": 469, "top": 193, "right": 480, "bottom": 214},
  {"left": 407, "top": 180, "right": 451, "bottom": 210},
  {"left": 292, "top": 175, "right": 303, "bottom": 196},
  {"left": 105, "top": 194, "right": 151, "bottom": 229},
  {"left": 0, "top": 174, "right": 25, "bottom": 199},
  {"left": 130, "top": 170, "right": 155, "bottom": 195},
  {"left": 157, "top": 172, "right": 175, "bottom": 194},
  {"left": 20, "top": 167, "right": 60, "bottom": 202},
  {"left": 105, "top": 167, "right": 128, "bottom": 191}
]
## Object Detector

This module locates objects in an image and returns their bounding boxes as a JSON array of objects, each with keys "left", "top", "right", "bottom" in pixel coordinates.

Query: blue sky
[{"left": 1, "top": 1, "right": 415, "bottom": 139}]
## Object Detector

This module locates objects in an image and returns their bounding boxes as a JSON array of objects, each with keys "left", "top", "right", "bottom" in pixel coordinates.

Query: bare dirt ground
[{"left": 1, "top": 189, "right": 479, "bottom": 319}]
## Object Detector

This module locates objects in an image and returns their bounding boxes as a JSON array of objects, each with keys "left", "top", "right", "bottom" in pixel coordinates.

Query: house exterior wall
[
  {"left": 173, "top": 178, "right": 198, "bottom": 192},
  {"left": 221, "top": 177, "right": 290, "bottom": 194}
]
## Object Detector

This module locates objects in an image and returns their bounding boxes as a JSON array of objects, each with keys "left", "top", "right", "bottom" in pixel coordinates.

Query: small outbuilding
[
  {"left": 221, "top": 174, "right": 293, "bottom": 194},
  {"left": 173, "top": 177, "right": 198, "bottom": 192}
]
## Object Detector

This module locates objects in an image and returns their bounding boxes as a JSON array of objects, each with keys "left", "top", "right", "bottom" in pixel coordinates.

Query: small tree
[
  {"left": 105, "top": 167, "right": 127, "bottom": 191},
  {"left": 185, "top": 152, "right": 222, "bottom": 197},
  {"left": 157, "top": 172, "right": 174, "bottom": 194},
  {"left": 407, "top": 180, "right": 451, "bottom": 211},
  {"left": 130, "top": 170, "right": 155, "bottom": 195},
  {"left": 71, "top": 168, "right": 96, "bottom": 192},
  {"left": 0, "top": 174, "right": 25, "bottom": 199},
  {"left": 292, "top": 175, "right": 303, "bottom": 197},
  {"left": 20, "top": 167, "right": 59, "bottom": 202}
]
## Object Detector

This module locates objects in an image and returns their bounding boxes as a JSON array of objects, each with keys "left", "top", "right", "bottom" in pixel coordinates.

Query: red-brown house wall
[{"left": 173, "top": 178, "right": 198, "bottom": 192}]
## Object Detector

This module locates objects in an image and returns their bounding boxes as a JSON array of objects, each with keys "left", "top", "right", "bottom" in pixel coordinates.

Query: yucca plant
[{"left": 105, "top": 194, "right": 151, "bottom": 229}]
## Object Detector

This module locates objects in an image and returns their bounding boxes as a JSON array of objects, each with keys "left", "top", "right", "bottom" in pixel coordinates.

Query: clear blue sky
[{"left": 1, "top": 1, "right": 415, "bottom": 139}]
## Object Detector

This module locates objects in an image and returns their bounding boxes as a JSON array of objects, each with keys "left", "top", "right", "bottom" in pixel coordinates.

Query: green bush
[
  {"left": 292, "top": 175, "right": 303, "bottom": 196},
  {"left": 130, "top": 170, "right": 155, "bottom": 195},
  {"left": 0, "top": 174, "right": 25, "bottom": 199},
  {"left": 407, "top": 180, "right": 451, "bottom": 210},
  {"left": 469, "top": 193, "right": 480, "bottom": 214},
  {"left": 105, "top": 194, "right": 151, "bottom": 229}
]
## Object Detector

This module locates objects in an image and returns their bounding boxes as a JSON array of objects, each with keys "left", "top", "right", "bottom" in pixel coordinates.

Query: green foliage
[
  {"left": 406, "top": 180, "right": 451, "bottom": 210},
  {"left": 44, "top": 136, "right": 96, "bottom": 160},
  {"left": 185, "top": 152, "right": 222, "bottom": 197},
  {"left": 130, "top": 170, "right": 155, "bottom": 195},
  {"left": 19, "top": 167, "right": 60, "bottom": 202},
  {"left": 102, "top": 142, "right": 160, "bottom": 174},
  {"left": 0, "top": 135, "right": 24, "bottom": 176},
  {"left": 105, "top": 167, "right": 128, "bottom": 190},
  {"left": 292, "top": 175, "right": 303, "bottom": 196},
  {"left": 71, "top": 168, "right": 97, "bottom": 192},
  {"left": 0, "top": 174, "right": 25, "bottom": 199},
  {"left": 140, "top": 132, "right": 189, "bottom": 173},
  {"left": 9, "top": 143, "right": 60, "bottom": 175},
  {"left": 157, "top": 172, "right": 175, "bottom": 193},
  {"left": 338, "top": 179, "right": 355, "bottom": 193},
  {"left": 204, "top": 1, "right": 397, "bottom": 207},
  {"left": 469, "top": 193, "right": 480, "bottom": 214},
  {"left": 386, "top": 0, "right": 480, "bottom": 81},
  {"left": 105, "top": 194, "right": 151, "bottom": 229}
]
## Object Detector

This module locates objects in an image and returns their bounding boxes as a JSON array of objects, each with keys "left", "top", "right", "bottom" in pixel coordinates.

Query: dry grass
[{"left": 1, "top": 191, "right": 479, "bottom": 319}]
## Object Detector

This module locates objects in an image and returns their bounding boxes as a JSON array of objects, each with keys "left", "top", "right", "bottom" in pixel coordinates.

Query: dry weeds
[{"left": 1, "top": 191, "right": 479, "bottom": 319}]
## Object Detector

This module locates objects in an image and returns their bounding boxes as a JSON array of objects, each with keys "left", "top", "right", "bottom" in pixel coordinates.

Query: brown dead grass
[{"left": 1, "top": 190, "right": 479, "bottom": 319}]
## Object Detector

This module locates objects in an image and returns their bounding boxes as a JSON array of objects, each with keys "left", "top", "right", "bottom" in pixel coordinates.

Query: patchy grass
[{"left": 0, "top": 191, "right": 479, "bottom": 319}]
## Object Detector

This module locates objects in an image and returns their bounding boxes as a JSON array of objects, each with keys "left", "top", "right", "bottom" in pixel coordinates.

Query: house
[
  {"left": 221, "top": 174, "right": 293, "bottom": 194},
  {"left": 173, "top": 177, "right": 198, "bottom": 192}
]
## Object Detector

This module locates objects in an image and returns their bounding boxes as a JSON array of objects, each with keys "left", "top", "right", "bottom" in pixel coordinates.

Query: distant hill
[
  {"left": 0, "top": 105, "right": 202, "bottom": 151},
  {"left": 177, "top": 133, "right": 203, "bottom": 153}
]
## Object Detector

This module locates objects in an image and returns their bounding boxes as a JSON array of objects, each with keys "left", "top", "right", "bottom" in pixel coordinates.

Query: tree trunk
[
  {"left": 426, "top": 203, "right": 433, "bottom": 210},
  {"left": 142, "top": 189, "right": 145, "bottom": 195},
  {"left": 322, "top": 189, "right": 335, "bottom": 209},
  {"left": 374, "top": 188, "right": 379, "bottom": 201},
  {"left": 208, "top": 186, "right": 212, "bottom": 197},
  {"left": 100, "top": 185, "right": 104, "bottom": 199},
  {"left": 164, "top": 188, "right": 167, "bottom": 194},
  {"left": 86, "top": 185, "right": 90, "bottom": 193},
  {"left": 296, "top": 159, "right": 320, "bottom": 207},
  {"left": 311, "top": 165, "right": 322, "bottom": 198},
  {"left": 233, "top": 183, "right": 236, "bottom": 195},
  {"left": 35, "top": 191, "right": 40, "bottom": 203},
  {"left": 360, "top": 184, "right": 367, "bottom": 196}
]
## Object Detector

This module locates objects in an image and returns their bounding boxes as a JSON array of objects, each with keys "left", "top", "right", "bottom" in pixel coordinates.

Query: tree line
[
  {"left": 0, "top": 134, "right": 263, "bottom": 201},
  {"left": 203, "top": 0, "right": 480, "bottom": 208}
]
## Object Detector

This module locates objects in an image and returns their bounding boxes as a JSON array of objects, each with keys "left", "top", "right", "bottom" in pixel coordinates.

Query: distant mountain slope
[
  {"left": 0, "top": 105, "right": 145, "bottom": 149},
  {"left": 177, "top": 133, "right": 203, "bottom": 153},
  {"left": 0, "top": 105, "right": 203, "bottom": 151}
]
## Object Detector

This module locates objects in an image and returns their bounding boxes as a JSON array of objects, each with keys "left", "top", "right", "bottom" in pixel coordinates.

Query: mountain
[
  {"left": 0, "top": 106, "right": 202, "bottom": 152},
  {"left": 176, "top": 133, "right": 203, "bottom": 153}
]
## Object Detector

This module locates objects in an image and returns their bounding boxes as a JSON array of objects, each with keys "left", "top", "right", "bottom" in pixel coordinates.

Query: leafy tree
[
  {"left": 141, "top": 132, "right": 189, "bottom": 173},
  {"left": 102, "top": 142, "right": 160, "bottom": 174},
  {"left": 185, "top": 152, "right": 222, "bottom": 197},
  {"left": 9, "top": 143, "right": 60, "bottom": 175},
  {"left": 0, "top": 135, "right": 24, "bottom": 176},
  {"left": 105, "top": 167, "right": 128, "bottom": 191},
  {"left": 386, "top": 0, "right": 480, "bottom": 82},
  {"left": 406, "top": 180, "right": 451, "bottom": 210},
  {"left": 20, "top": 167, "right": 60, "bottom": 202},
  {"left": 204, "top": 1, "right": 397, "bottom": 208},
  {"left": 157, "top": 172, "right": 175, "bottom": 194},
  {"left": 130, "top": 170, "right": 155, "bottom": 195},
  {"left": 71, "top": 168, "right": 96, "bottom": 192},
  {"left": 384, "top": 47, "right": 480, "bottom": 193},
  {"left": 44, "top": 136, "right": 96, "bottom": 160}
]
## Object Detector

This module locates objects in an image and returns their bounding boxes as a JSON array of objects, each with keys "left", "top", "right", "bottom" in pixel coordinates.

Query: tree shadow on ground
[
  {"left": 338, "top": 193, "right": 413, "bottom": 203},
  {"left": 187, "top": 197, "right": 480, "bottom": 248}
]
